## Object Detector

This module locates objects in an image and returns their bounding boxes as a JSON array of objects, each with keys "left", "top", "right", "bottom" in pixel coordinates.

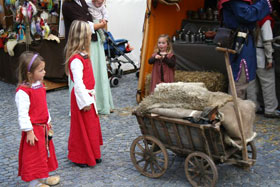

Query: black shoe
[
  {"left": 256, "top": 107, "right": 264, "bottom": 114},
  {"left": 264, "top": 111, "right": 280, "bottom": 118},
  {"left": 96, "top": 159, "right": 102, "bottom": 164},
  {"left": 74, "top": 163, "right": 88, "bottom": 168}
]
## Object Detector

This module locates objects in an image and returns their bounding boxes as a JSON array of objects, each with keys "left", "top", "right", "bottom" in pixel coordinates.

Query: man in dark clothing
[{"left": 218, "top": 0, "right": 272, "bottom": 99}]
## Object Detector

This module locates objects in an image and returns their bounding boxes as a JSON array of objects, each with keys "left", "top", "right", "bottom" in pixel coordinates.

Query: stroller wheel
[
  {"left": 110, "top": 76, "right": 119, "bottom": 87},
  {"left": 136, "top": 70, "right": 139, "bottom": 78},
  {"left": 117, "top": 69, "right": 123, "bottom": 78}
]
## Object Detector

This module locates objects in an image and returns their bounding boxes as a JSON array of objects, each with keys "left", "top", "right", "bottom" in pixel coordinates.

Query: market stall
[
  {"left": 136, "top": 0, "right": 280, "bottom": 107},
  {"left": 0, "top": 39, "right": 66, "bottom": 84},
  {"left": 0, "top": 0, "right": 66, "bottom": 84}
]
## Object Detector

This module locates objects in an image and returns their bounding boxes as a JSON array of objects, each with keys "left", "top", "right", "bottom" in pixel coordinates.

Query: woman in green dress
[
  {"left": 90, "top": 24, "right": 114, "bottom": 115},
  {"left": 63, "top": 0, "right": 114, "bottom": 115}
]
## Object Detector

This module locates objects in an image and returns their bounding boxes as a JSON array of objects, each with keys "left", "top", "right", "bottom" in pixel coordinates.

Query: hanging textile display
[{"left": 0, "top": 0, "right": 61, "bottom": 55}]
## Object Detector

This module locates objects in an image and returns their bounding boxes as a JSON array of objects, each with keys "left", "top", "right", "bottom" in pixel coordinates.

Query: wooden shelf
[{"left": 186, "top": 19, "right": 220, "bottom": 24}]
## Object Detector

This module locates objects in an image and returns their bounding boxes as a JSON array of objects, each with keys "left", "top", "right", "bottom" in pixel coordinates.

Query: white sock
[
  {"left": 39, "top": 178, "right": 47, "bottom": 184},
  {"left": 29, "top": 179, "right": 40, "bottom": 187}
]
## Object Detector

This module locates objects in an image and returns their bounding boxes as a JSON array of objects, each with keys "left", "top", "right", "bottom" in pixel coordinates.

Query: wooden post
[
  {"left": 216, "top": 47, "right": 248, "bottom": 162},
  {"left": 136, "top": 0, "right": 152, "bottom": 103}
]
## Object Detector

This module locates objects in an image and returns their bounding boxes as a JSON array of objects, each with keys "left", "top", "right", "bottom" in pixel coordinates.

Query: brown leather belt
[{"left": 34, "top": 123, "right": 50, "bottom": 157}]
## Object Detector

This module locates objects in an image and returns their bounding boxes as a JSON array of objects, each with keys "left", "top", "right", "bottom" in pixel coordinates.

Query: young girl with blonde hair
[
  {"left": 15, "top": 51, "right": 60, "bottom": 187},
  {"left": 65, "top": 20, "right": 103, "bottom": 167},
  {"left": 148, "top": 34, "right": 176, "bottom": 93}
]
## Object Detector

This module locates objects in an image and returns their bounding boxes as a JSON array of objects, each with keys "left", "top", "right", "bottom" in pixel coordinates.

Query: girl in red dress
[
  {"left": 148, "top": 34, "right": 176, "bottom": 94},
  {"left": 15, "top": 51, "right": 60, "bottom": 187},
  {"left": 65, "top": 20, "right": 103, "bottom": 167}
]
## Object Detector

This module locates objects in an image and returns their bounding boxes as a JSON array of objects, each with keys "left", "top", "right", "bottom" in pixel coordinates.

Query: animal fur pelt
[{"left": 136, "top": 82, "right": 233, "bottom": 115}]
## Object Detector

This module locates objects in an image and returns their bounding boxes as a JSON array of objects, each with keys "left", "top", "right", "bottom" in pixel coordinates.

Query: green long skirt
[{"left": 90, "top": 33, "right": 114, "bottom": 114}]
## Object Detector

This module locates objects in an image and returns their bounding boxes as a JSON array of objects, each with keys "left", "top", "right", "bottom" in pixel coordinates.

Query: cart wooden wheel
[
  {"left": 185, "top": 152, "right": 218, "bottom": 187},
  {"left": 233, "top": 141, "right": 257, "bottom": 167},
  {"left": 130, "top": 135, "right": 168, "bottom": 178}
]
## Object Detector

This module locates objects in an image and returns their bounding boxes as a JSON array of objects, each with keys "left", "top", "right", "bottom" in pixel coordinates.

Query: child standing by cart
[
  {"left": 149, "top": 34, "right": 176, "bottom": 94},
  {"left": 15, "top": 51, "right": 60, "bottom": 187},
  {"left": 65, "top": 20, "right": 103, "bottom": 167}
]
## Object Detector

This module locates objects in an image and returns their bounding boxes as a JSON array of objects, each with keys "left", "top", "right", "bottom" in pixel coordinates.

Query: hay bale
[
  {"left": 175, "top": 70, "right": 227, "bottom": 92},
  {"left": 145, "top": 70, "right": 227, "bottom": 96}
]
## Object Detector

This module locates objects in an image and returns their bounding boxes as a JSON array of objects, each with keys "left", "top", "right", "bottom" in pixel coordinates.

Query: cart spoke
[
  {"left": 194, "top": 157, "right": 200, "bottom": 167},
  {"left": 199, "top": 175, "right": 203, "bottom": 185},
  {"left": 203, "top": 163, "right": 210, "bottom": 170},
  {"left": 199, "top": 158, "right": 206, "bottom": 168},
  {"left": 153, "top": 160, "right": 163, "bottom": 171},
  {"left": 136, "top": 158, "right": 145, "bottom": 164},
  {"left": 153, "top": 150, "right": 162, "bottom": 155},
  {"left": 136, "top": 142, "right": 145, "bottom": 152},
  {"left": 143, "top": 139, "right": 149, "bottom": 151},
  {"left": 190, "top": 172, "right": 200, "bottom": 180},
  {"left": 143, "top": 161, "right": 149, "bottom": 172},
  {"left": 204, "top": 175, "right": 213, "bottom": 183},
  {"left": 156, "top": 158, "right": 165, "bottom": 163},
  {"left": 151, "top": 142, "right": 155, "bottom": 152},
  {"left": 187, "top": 168, "right": 197, "bottom": 173},
  {"left": 188, "top": 160, "right": 196, "bottom": 168},
  {"left": 145, "top": 155, "right": 151, "bottom": 160},
  {"left": 134, "top": 151, "right": 144, "bottom": 156},
  {"left": 150, "top": 162, "right": 155, "bottom": 175}
]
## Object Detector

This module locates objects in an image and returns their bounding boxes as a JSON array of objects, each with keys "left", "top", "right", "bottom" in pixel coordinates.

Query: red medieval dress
[
  {"left": 68, "top": 54, "right": 103, "bottom": 166},
  {"left": 149, "top": 53, "right": 176, "bottom": 93},
  {"left": 17, "top": 84, "right": 58, "bottom": 182}
]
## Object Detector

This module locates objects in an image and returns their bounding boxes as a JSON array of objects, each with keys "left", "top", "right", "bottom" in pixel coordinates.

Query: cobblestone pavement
[{"left": 0, "top": 73, "right": 280, "bottom": 187}]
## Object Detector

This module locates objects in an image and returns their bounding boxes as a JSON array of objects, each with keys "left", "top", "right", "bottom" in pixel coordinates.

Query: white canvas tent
[{"left": 106, "top": 0, "right": 146, "bottom": 69}]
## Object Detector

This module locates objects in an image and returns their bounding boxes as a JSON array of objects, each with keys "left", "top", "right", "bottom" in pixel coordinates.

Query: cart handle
[{"left": 216, "top": 47, "right": 237, "bottom": 54}]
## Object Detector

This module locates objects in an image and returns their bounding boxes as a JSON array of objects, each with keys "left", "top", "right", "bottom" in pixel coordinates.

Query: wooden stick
[
  {"left": 216, "top": 47, "right": 237, "bottom": 55},
  {"left": 222, "top": 49, "right": 248, "bottom": 161}
]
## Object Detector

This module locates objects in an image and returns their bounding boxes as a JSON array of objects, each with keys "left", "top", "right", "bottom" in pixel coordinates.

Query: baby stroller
[{"left": 104, "top": 31, "right": 138, "bottom": 87}]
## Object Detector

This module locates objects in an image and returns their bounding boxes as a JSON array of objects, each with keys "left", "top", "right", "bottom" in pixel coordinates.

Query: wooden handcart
[
  {"left": 130, "top": 46, "right": 256, "bottom": 187},
  {"left": 130, "top": 112, "right": 256, "bottom": 186}
]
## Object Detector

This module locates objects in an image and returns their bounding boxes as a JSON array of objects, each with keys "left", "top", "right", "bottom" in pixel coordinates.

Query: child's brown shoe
[{"left": 40, "top": 175, "right": 60, "bottom": 186}]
